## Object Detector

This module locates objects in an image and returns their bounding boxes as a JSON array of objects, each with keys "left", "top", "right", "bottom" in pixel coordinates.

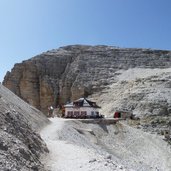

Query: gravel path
[
  {"left": 40, "top": 118, "right": 128, "bottom": 171},
  {"left": 40, "top": 117, "right": 171, "bottom": 171},
  {"left": 40, "top": 118, "right": 94, "bottom": 171}
]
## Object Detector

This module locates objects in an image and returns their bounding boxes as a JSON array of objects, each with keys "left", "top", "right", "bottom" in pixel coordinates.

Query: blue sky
[{"left": 0, "top": 0, "right": 171, "bottom": 81}]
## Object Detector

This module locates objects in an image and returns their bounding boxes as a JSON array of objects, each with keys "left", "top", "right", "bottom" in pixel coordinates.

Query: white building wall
[{"left": 65, "top": 107, "right": 99, "bottom": 117}]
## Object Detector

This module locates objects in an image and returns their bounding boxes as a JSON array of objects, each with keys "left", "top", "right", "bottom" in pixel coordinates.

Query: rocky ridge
[
  {"left": 0, "top": 84, "right": 49, "bottom": 170},
  {"left": 3, "top": 45, "right": 171, "bottom": 114}
]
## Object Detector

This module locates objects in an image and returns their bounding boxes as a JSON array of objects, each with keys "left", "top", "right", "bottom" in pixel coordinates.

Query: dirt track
[{"left": 40, "top": 118, "right": 171, "bottom": 171}]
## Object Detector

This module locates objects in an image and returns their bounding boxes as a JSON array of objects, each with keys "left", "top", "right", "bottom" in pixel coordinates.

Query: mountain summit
[{"left": 3, "top": 45, "right": 171, "bottom": 114}]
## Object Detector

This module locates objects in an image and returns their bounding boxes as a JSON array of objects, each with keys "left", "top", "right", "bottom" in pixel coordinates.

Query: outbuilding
[
  {"left": 114, "top": 110, "right": 133, "bottom": 119},
  {"left": 64, "top": 98, "right": 101, "bottom": 118}
]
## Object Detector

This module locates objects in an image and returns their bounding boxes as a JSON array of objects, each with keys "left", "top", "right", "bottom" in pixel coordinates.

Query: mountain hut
[{"left": 64, "top": 98, "right": 101, "bottom": 118}]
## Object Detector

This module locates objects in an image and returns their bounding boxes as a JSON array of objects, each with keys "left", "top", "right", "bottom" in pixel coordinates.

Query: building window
[
  {"left": 91, "top": 111, "right": 94, "bottom": 115},
  {"left": 81, "top": 111, "right": 87, "bottom": 115},
  {"left": 96, "top": 112, "right": 99, "bottom": 115},
  {"left": 67, "top": 111, "right": 73, "bottom": 117},
  {"left": 74, "top": 111, "right": 80, "bottom": 116}
]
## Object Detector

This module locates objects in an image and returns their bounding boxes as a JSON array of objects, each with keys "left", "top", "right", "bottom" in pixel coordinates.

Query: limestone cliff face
[{"left": 3, "top": 45, "right": 171, "bottom": 114}]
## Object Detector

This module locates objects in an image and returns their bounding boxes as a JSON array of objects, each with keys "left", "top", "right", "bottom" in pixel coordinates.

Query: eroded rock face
[
  {"left": 3, "top": 45, "right": 171, "bottom": 114},
  {"left": 0, "top": 84, "right": 49, "bottom": 170},
  {"left": 93, "top": 68, "right": 171, "bottom": 116}
]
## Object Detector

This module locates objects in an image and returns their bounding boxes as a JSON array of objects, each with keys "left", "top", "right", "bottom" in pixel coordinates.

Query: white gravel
[
  {"left": 40, "top": 117, "right": 171, "bottom": 171},
  {"left": 92, "top": 67, "right": 171, "bottom": 116},
  {"left": 40, "top": 118, "right": 95, "bottom": 171}
]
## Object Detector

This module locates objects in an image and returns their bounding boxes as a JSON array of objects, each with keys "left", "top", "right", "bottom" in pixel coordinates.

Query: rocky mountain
[
  {"left": 2, "top": 45, "right": 171, "bottom": 170},
  {"left": 91, "top": 68, "right": 171, "bottom": 136},
  {"left": 0, "top": 84, "right": 49, "bottom": 170},
  {"left": 3, "top": 45, "right": 171, "bottom": 115}
]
